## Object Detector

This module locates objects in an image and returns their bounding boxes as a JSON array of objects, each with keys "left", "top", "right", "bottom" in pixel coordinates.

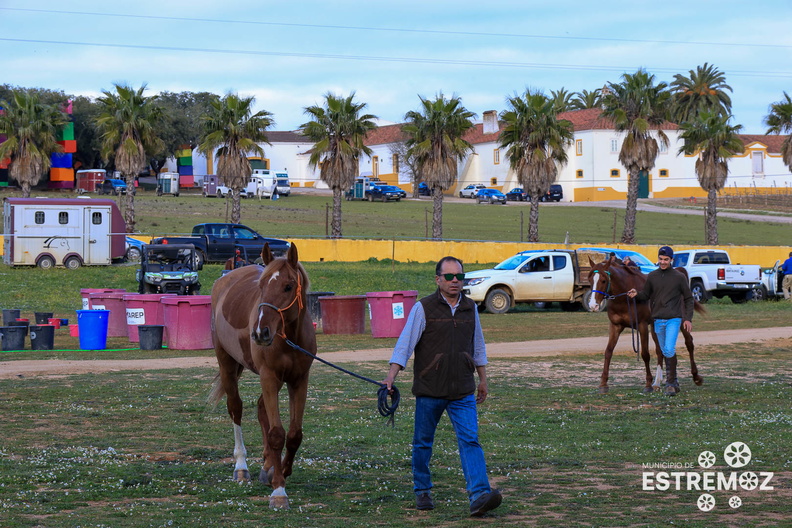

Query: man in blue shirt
[
  {"left": 781, "top": 252, "right": 792, "bottom": 300},
  {"left": 382, "top": 256, "right": 502, "bottom": 517}
]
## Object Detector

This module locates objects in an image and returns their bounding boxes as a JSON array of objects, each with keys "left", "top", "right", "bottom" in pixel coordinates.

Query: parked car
[
  {"left": 578, "top": 247, "right": 657, "bottom": 274},
  {"left": 541, "top": 184, "right": 563, "bottom": 202},
  {"left": 125, "top": 236, "right": 145, "bottom": 262},
  {"left": 418, "top": 182, "right": 433, "bottom": 196},
  {"left": 367, "top": 185, "right": 403, "bottom": 202},
  {"left": 505, "top": 188, "right": 528, "bottom": 201},
  {"left": 459, "top": 183, "right": 487, "bottom": 198},
  {"left": 672, "top": 249, "right": 762, "bottom": 303},
  {"left": 475, "top": 188, "right": 507, "bottom": 204},
  {"left": 96, "top": 178, "right": 128, "bottom": 195}
]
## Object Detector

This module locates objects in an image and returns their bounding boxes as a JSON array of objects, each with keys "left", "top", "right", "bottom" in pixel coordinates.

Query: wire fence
[{"left": 719, "top": 184, "right": 792, "bottom": 213}]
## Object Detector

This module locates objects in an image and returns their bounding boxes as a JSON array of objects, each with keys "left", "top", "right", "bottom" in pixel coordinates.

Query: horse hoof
[
  {"left": 694, "top": 376, "right": 704, "bottom": 386},
  {"left": 642, "top": 386, "right": 654, "bottom": 394},
  {"left": 598, "top": 386, "right": 609, "bottom": 395},
  {"left": 233, "top": 469, "right": 250, "bottom": 482},
  {"left": 259, "top": 467, "right": 275, "bottom": 485},
  {"left": 269, "top": 488, "right": 290, "bottom": 510}
]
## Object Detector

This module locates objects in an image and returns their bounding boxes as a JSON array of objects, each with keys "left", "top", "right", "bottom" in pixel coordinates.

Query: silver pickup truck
[{"left": 671, "top": 249, "right": 762, "bottom": 303}]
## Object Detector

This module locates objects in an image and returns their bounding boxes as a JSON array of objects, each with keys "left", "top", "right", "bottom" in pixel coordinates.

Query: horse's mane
[{"left": 259, "top": 256, "right": 311, "bottom": 298}]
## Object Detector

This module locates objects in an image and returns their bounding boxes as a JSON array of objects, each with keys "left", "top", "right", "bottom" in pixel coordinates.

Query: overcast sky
[{"left": 1, "top": 1, "right": 790, "bottom": 134}]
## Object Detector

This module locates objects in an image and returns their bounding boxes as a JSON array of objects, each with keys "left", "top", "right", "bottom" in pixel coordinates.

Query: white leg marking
[
  {"left": 271, "top": 486, "right": 287, "bottom": 497},
  {"left": 652, "top": 365, "right": 663, "bottom": 388},
  {"left": 233, "top": 424, "right": 248, "bottom": 473}
]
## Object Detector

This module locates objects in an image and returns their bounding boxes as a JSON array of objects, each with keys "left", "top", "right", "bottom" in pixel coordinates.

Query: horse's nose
[{"left": 252, "top": 326, "right": 273, "bottom": 346}]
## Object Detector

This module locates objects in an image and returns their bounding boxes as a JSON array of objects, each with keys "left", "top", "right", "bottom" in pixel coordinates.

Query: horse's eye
[{"left": 284, "top": 284, "right": 293, "bottom": 292}]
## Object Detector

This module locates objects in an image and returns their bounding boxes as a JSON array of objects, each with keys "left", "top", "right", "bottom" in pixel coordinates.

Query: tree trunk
[
  {"left": 707, "top": 188, "right": 718, "bottom": 245},
  {"left": 432, "top": 188, "right": 444, "bottom": 240},
  {"left": 231, "top": 190, "right": 241, "bottom": 224},
  {"left": 20, "top": 182, "right": 31, "bottom": 198},
  {"left": 528, "top": 196, "right": 540, "bottom": 242},
  {"left": 331, "top": 188, "right": 343, "bottom": 238},
  {"left": 123, "top": 173, "right": 136, "bottom": 233},
  {"left": 621, "top": 170, "right": 640, "bottom": 244}
]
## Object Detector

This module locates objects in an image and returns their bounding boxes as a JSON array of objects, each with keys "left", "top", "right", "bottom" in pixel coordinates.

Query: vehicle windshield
[
  {"left": 622, "top": 253, "right": 654, "bottom": 266},
  {"left": 233, "top": 226, "right": 257, "bottom": 239},
  {"left": 494, "top": 254, "right": 529, "bottom": 270}
]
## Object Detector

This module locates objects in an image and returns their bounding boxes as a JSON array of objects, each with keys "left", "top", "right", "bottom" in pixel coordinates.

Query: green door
[{"left": 637, "top": 170, "right": 649, "bottom": 199}]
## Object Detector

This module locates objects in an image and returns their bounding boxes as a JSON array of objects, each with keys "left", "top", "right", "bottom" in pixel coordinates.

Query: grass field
[{"left": 1, "top": 338, "right": 790, "bottom": 527}]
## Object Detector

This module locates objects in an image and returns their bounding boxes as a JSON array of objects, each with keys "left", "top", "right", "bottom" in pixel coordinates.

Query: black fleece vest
[{"left": 411, "top": 290, "right": 477, "bottom": 400}]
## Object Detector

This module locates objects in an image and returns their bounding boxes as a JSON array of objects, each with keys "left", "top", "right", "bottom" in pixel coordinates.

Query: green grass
[{"left": 1, "top": 341, "right": 790, "bottom": 527}]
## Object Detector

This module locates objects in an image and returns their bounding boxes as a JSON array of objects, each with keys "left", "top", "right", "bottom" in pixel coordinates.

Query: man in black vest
[{"left": 382, "top": 256, "right": 502, "bottom": 517}]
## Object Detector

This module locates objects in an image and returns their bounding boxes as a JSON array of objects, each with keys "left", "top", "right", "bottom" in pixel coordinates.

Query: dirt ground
[{"left": 2, "top": 326, "right": 790, "bottom": 379}]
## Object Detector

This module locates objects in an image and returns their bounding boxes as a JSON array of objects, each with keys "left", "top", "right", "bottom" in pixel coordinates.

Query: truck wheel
[
  {"left": 459, "top": 192, "right": 464, "bottom": 198},
  {"left": 690, "top": 280, "right": 709, "bottom": 303},
  {"left": 368, "top": 194, "right": 374, "bottom": 202},
  {"left": 126, "top": 246, "right": 142, "bottom": 262},
  {"left": 382, "top": 195, "right": 387, "bottom": 202},
  {"left": 36, "top": 256, "right": 56, "bottom": 269},
  {"left": 750, "top": 285, "right": 768, "bottom": 302},
  {"left": 64, "top": 256, "right": 82, "bottom": 270},
  {"left": 484, "top": 289, "right": 511, "bottom": 314},
  {"left": 194, "top": 251, "right": 206, "bottom": 268}
]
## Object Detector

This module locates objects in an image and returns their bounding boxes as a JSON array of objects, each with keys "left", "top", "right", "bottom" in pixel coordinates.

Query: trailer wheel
[
  {"left": 64, "top": 256, "right": 82, "bottom": 270},
  {"left": 37, "top": 256, "right": 56, "bottom": 269}
]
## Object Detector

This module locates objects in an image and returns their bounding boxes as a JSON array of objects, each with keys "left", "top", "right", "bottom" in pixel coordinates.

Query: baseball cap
[{"left": 658, "top": 246, "right": 674, "bottom": 259}]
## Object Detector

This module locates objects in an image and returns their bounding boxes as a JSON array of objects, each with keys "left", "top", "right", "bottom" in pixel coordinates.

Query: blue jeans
[
  {"left": 654, "top": 318, "right": 682, "bottom": 358},
  {"left": 412, "top": 394, "right": 491, "bottom": 503}
]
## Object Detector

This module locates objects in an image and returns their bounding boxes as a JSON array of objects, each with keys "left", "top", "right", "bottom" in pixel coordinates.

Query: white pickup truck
[
  {"left": 463, "top": 249, "right": 608, "bottom": 313},
  {"left": 671, "top": 249, "right": 762, "bottom": 303}
]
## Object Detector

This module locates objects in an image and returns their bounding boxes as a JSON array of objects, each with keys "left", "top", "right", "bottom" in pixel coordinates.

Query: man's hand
[
  {"left": 683, "top": 320, "right": 692, "bottom": 333},
  {"left": 382, "top": 363, "right": 402, "bottom": 394},
  {"left": 627, "top": 288, "right": 637, "bottom": 298},
  {"left": 476, "top": 381, "right": 488, "bottom": 404}
]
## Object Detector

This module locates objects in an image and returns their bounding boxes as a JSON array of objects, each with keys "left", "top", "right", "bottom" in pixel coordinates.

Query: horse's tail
[
  {"left": 694, "top": 300, "right": 707, "bottom": 316},
  {"left": 207, "top": 373, "right": 224, "bottom": 408}
]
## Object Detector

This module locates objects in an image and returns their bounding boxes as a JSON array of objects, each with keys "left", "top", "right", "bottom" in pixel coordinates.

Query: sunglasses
[{"left": 439, "top": 273, "right": 465, "bottom": 281}]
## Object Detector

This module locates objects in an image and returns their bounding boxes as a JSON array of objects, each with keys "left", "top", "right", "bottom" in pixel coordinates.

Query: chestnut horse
[
  {"left": 209, "top": 243, "right": 315, "bottom": 510},
  {"left": 587, "top": 256, "right": 704, "bottom": 394}
]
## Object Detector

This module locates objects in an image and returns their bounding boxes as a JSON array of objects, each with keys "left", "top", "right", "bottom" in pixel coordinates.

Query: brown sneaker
[
  {"left": 470, "top": 489, "right": 502, "bottom": 517},
  {"left": 416, "top": 492, "right": 434, "bottom": 510}
]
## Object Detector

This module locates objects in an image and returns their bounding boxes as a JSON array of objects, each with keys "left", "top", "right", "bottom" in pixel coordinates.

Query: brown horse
[
  {"left": 209, "top": 243, "right": 316, "bottom": 510},
  {"left": 587, "top": 256, "right": 705, "bottom": 394}
]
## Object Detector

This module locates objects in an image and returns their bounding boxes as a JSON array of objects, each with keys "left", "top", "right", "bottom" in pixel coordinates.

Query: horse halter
[
  {"left": 591, "top": 269, "right": 613, "bottom": 299},
  {"left": 257, "top": 271, "right": 305, "bottom": 339}
]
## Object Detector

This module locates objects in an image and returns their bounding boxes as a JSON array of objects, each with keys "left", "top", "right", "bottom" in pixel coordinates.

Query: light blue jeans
[
  {"left": 412, "top": 394, "right": 491, "bottom": 503},
  {"left": 654, "top": 318, "right": 682, "bottom": 358}
]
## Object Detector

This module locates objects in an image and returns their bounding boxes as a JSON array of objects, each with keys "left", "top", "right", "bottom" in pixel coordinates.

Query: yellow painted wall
[{"left": 573, "top": 187, "right": 625, "bottom": 201}]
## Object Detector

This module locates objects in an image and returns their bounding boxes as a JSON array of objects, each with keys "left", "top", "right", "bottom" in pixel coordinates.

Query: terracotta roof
[
  {"left": 556, "top": 108, "right": 679, "bottom": 131},
  {"left": 363, "top": 124, "right": 408, "bottom": 146},
  {"left": 267, "top": 130, "right": 308, "bottom": 143},
  {"left": 738, "top": 134, "right": 788, "bottom": 154}
]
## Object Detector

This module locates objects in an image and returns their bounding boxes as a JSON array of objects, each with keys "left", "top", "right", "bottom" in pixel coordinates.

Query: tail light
[{"left": 717, "top": 268, "right": 725, "bottom": 281}]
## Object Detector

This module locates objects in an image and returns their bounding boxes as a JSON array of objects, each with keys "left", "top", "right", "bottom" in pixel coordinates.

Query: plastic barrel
[
  {"left": 366, "top": 290, "right": 419, "bottom": 338},
  {"left": 306, "top": 291, "right": 334, "bottom": 327},
  {"left": 161, "top": 296, "right": 213, "bottom": 350},
  {"left": 2, "top": 309, "right": 21, "bottom": 326},
  {"left": 34, "top": 312, "right": 54, "bottom": 324},
  {"left": 318, "top": 295, "right": 367, "bottom": 334},
  {"left": 76, "top": 310, "right": 110, "bottom": 350},
  {"left": 0, "top": 326, "right": 26, "bottom": 351},
  {"left": 138, "top": 325, "right": 164, "bottom": 351},
  {"left": 30, "top": 325, "right": 55, "bottom": 350}
]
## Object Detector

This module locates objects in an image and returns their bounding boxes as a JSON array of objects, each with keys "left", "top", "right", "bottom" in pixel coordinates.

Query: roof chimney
[{"left": 483, "top": 110, "right": 499, "bottom": 135}]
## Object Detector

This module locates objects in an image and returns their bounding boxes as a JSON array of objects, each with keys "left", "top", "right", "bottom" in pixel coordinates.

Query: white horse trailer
[{"left": 2, "top": 197, "right": 127, "bottom": 269}]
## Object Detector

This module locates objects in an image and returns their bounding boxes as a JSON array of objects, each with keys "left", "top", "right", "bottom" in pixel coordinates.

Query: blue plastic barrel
[{"left": 76, "top": 310, "right": 110, "bottom": 350}]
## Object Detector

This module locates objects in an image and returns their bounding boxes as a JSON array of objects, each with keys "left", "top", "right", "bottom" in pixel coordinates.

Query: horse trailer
[{"left": 2, "top": 197, "right": 127, "bottom": 269}]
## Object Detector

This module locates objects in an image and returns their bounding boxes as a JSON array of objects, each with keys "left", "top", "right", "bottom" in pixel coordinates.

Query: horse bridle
[
  {"left": 257, "top": 271, "right": 304, "bottom": 339},
  {"left": 591, "top": 269, "right": 613, "bottom": 298}
]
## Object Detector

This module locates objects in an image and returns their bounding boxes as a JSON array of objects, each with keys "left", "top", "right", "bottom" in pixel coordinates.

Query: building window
[
  {"left": 659, "top": 141, "right": 668, "bottom": 154},
  {"left": 35, "top": 211, "right": 45, "bottom": 224},
  {"left": 575, "top": 140, "right": 583, "bottom": 156},
  {"left": 58, "top": 212, "right": 69, "bottom": 224},
  {"left": 576, "top": 170, "right": 584, "bottom": 179},
  {"left": 372, "top": 156, "right": 379, "bottom": 178},
  {"left": 92, "top": 212, "right": 103, "bottom": 224},
  {"left": 610, "top": 139, "right": 619, "bottom": 153},
  {"left": 493, "top": 149, "right": 500, "bottom": 165},
  {"left": 610, "top": 169, "right": 620, "bottom": 178},
  {"left": 659, "top": 169, "right": 669, "bottom": 178},
  {"left": 752, "top": 151, "right": 764, "bottom": 174},
  {"left": 392, "top": 153, "right": 399, "bottom": 174}
]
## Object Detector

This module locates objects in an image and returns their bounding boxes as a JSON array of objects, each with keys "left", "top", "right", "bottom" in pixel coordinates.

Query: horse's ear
[
  {"left": 287, "top": 243, "right": 299, "bottom": 266},
  {"left": 261, "top": 243, "right": 274, "bottom": 265}
]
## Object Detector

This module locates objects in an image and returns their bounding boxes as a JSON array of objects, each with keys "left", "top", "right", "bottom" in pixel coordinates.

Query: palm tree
[
  {"left": 300, "top": 92, "right": 377, "bottom": 238},
  {"left": 671, "top": 63, "right": 732, "bottom": 123},
  {"left": 678, "top": 112, "right": 744, "bottom": 244},
  {"left": 571, "top": 89, "right": 602, "bottom": 110},
  {"left": 498, "top": 90, "right": 574, "bottom": 242},
  {"left": 0, "top": 91, "right": 66, "bottom": 197},
  {"left": 96, "top": 84, "right": 163, "bottom": 232},
  {"left": 764, "top": 91, "right": 792, "bottom": 173},
  {"left": 199, "top": 93, "right": 273, "bottom": 224},
  {"left": 601, "top": 70, "right": 672, "bottom": 244},
  {"left": 402, "top": 94, "right": 475, "bottom": 240},
  {"left": 551, "top": 88, "right": 575, "bottom": 113}
]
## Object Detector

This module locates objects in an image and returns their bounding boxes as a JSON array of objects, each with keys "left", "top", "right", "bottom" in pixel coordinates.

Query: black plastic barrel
[
  {"left": 307, "top": 291, "right": 334, "bottom": 326},
  {"left": 8, "top": 320, "right": 29, "bottom": 336},
  {"left": 1, "top": 326, "right": 26, "bottom": 351},
  {"left": 138, "top": 325, "right": 164, "bottom": 351},
  {"left": 2, "top": 309, "right": 21, "bottom": 326},
  {"left": 30, "top": 325, "right": 55, "bottom": 350},
  {"left": 34, "top": 312, "right": 54, "bottom": 324}
]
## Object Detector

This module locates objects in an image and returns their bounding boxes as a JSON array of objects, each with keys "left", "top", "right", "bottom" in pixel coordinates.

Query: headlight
[
  {"left": 465, "top": 277, "right": 489, "bottom": 287},
  {"left": 183, "top": 273, "right": 198, "bottom": 283}
]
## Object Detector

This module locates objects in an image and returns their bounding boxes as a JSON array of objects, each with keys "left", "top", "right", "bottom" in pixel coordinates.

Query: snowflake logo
[
  {"left": 392, "top": 304, "right": 404, "bottom": 318},
  {"left": 724, "top": 442, "right": 752, "bottom": 468},
  {"left": 729, "top": 496, "right": 742, "bottom": 509},
  {"left": 697, "top": 493, "right": 716, "bottom": 512},
  {"left": 698, "top": 451, "right": 716, "bottom": 468},
  {"left": 739, "top": 472, "right": 758, "bottom": 491}
]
